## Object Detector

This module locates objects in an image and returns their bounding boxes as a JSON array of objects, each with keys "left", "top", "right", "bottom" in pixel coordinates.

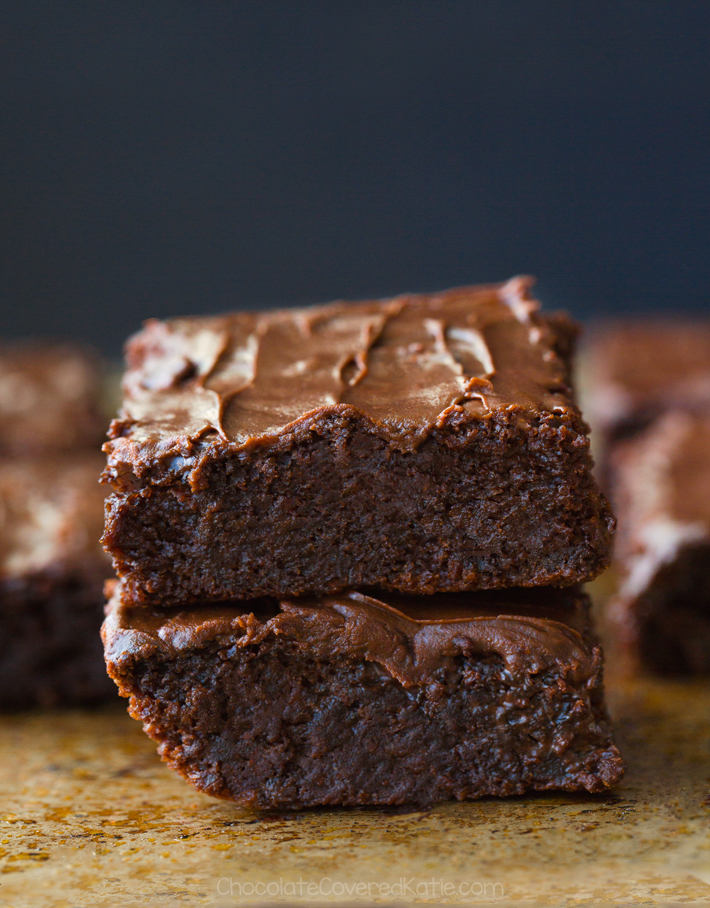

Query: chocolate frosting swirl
[
  {"left": 104, "top": 586, "right": 594, "bottom": 688},
  {"left": 107, "top": 278, "right": 578, "bottom": 465}
]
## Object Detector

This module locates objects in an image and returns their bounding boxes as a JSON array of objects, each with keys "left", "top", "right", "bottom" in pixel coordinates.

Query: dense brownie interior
[
  {"left": 0, "top": 575, "right": 114, "bottom": 708},
  {"left": 630, "top": 545, "right": 710, "bottom": 674},
  {"left": 105, "top": 411, "right": 613, "bottom": 604}
]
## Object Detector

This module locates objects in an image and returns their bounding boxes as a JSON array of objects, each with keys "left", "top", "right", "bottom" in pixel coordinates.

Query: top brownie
[
  {"left": 103, "top": 277, "right": 614, "bottom": 605},
  {"left": 583, "top": 320, "right": 710, "bottom": 447},
  {"left": 0, "top": 341, "right": 106, "bottom": 453}
]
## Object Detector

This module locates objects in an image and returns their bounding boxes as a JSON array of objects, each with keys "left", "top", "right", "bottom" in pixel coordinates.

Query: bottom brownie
[{"left": 103, "top": 585, "right": 624, "bottom": 808}]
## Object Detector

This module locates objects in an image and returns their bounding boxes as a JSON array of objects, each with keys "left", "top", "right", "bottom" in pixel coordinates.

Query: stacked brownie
[
  {"left": 101, "top": 277, "right": 624, "bottom": 807},
  {"left": 584, "top": 322, "right": 710, "bottom": 674},
  {"left": 0, "top": 342, "right": 114, "bottom": 708}
]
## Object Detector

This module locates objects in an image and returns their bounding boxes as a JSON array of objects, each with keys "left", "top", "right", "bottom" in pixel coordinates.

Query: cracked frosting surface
[{"left": 109, "top": 277, "right": 578, "bottom": 457}]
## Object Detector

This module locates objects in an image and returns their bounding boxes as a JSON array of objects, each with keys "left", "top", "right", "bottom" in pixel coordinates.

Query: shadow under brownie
[{"left": 103, "top": 585, "right": 624, "bottom": 808}]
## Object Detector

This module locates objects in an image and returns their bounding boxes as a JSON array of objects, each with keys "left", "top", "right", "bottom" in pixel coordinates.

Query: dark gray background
[{"left": 1, "top": 1, "right": 709, "bottom": 354}]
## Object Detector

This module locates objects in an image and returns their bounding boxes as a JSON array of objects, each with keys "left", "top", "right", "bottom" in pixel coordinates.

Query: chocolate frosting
[
  {"left": 0, "top": 341, "right": 104, "bottom": 453},
  {"left": 0, "top": 454, "right": 108, "bottom": 579},
  {"left": 108, "top": 278, "right": 578, "bottom": 463},
  {"left": 585, "top": 320, "right": 710, "bottom": 434},
  {"left": 104, "top": 586, "right": 594, "bottom": 688},
  {"left": 612, "top": 411, "right": 710, "bottom": 600}
]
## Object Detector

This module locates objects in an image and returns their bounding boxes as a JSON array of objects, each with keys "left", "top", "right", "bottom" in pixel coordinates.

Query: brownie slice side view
[
  {"left": 103, "top": 278, "right": 614, "bottom": 605},
  {"left": 103, "top": 586, "right": 625, "bottom": 808},
  {"left": 0, "top": 454, "right": 115, "bottom": 708}
]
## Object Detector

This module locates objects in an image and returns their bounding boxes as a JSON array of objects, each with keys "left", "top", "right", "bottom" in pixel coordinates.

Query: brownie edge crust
[{"left": 103, "top": 585, "right": 625, "bottom": 808}]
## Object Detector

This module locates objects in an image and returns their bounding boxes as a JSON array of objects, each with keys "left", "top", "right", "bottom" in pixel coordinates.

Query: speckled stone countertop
[{"left": 1, "top": 674, "right": 709, "bottom": 908}]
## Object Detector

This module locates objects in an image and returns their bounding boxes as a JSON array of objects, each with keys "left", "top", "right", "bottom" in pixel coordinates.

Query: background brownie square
[
  {"left": 0, "top": 341, "right": 106, "bottom": 454},
  {"left": 103, "top": 278, "right": 614, "bottom": 606},
  {"left": 0, "top": 454, "right": 114, "bottom": 708},
  {"left": 583, "top": 320, "right": 710, "bottom": 450},
  {"left": 607, "top": 412, "right": 710, "bottom": 674}
]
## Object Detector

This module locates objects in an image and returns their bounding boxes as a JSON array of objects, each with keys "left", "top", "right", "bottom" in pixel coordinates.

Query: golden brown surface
[{"left": 1, "top": 678, "right": 709, "bottom": 906}]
